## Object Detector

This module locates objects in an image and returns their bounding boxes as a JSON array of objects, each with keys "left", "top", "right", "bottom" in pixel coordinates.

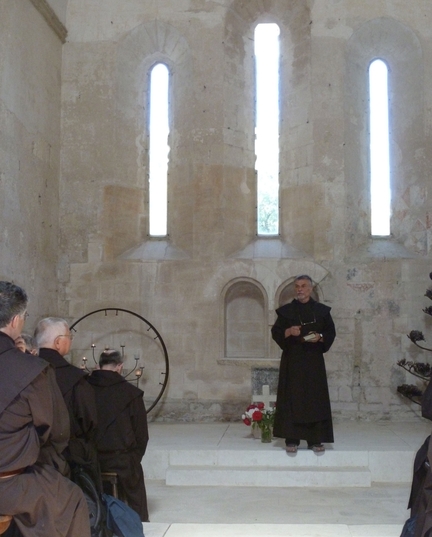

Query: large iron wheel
[{"left": 70, "top": 308, "right": 169, "bottom": 413}]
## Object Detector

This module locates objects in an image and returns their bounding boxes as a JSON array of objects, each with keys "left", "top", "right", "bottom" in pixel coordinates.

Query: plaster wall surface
[
  {"left": 47, "top": 0, "right": 68, "bottom": 25},
  {"left": 0, "top": 0, "right": 62, "bottom": 319},
  {"left": 59, "top": 0, "right": 432, "bottom": 421}
]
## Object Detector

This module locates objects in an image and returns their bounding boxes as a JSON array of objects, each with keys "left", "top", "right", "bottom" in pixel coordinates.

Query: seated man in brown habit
[
  {"left": 88, "top": 349, "right": 149, "bottom": 522},
  {"left": 0, "top": 281, "right": 90, "bottom": 537}
]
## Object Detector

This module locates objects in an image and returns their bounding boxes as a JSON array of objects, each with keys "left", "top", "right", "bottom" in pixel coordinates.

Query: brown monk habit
[
  {"left": 0, "top": 331, "right": 90, "bottom": 537},
  {"left": 0, "top": 332, "right": 47, "bottom": 417},
  {"left": 88, "top": 369, "right": 149, "bottom": 521}
]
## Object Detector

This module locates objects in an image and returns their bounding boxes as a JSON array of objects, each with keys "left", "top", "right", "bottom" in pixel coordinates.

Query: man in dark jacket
[
  {"left": 34, "top": 317, "right": 100, "bottom": 486},
  {"left": 0, "top": 281, "right": 90, "bottom": 536},
  {"left": 271, "top": 274, "right": 336, "bottom": 454},
  {"left": 88, "top": 349, "right": 149, "bottom": 522}
]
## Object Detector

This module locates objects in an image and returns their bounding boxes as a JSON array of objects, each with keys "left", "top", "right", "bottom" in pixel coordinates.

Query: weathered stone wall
[
  {"left": 44, "top": 0, "right": 68, "bottom": 26},
  {"left": 60, "top": 0, "right": 432, "bottom": 421},
  {"left": 0, "top": 0, "right": 63, "bottom": 321}
]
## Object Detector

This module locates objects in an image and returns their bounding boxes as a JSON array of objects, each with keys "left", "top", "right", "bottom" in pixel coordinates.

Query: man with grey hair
[
  {"left": 0, "top": 282, "right": 90, "bottom": 536},
  {"left": 272, "top": 274, "right": 336, "bottom": 454},
  {"left": 35, "top": 317, "right": 100, "bottom": 486}
]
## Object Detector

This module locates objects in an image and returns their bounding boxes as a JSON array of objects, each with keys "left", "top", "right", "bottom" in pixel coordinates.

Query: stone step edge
[
  {"left": 166, "top": 464, "right": 370, "bottom": 473},
  {"left": 166, "top": 465, "right": 372, "bottom": 487},
  {"left": 145, "top": 450, "right": 413, "bottom": 483},
  {"left": 143, "top": 522, "right": 403, "bottom": 537},
  {"left": 168, "top": 453, "right": 370, "bottom": 468},
  {"left": 166, "top": 465, "right": 372, "bottom": 486}
]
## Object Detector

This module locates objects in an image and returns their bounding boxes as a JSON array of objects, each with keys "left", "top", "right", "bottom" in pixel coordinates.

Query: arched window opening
[
  {"left": 369, "top": 59, "right": 391, "bottom": 237},
  {"left": 149, "top": 63, "right": 170, "bottom": 237},
  {"left": 255, "top": 23, "right": 280, "bottom": 236}
]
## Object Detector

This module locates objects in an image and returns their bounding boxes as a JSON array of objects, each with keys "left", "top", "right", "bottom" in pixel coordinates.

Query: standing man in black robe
[
  {"left": 0, "top": 281, "right": 90, "bottom": 536},
  {"left": 34, "top": 317, "right": 100, "bottom": 486},
  {"left": 271, "top": 274, "right": 336, "bottom": 454},
  {"left": 88, "top": 349, "right": 149, "bottom": 522}
]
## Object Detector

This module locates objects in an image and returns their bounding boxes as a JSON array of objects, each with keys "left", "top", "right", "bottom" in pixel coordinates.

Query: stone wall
[
  {"left": 60, "top": 0, "right": 432, "bottom": 421},
  {"left": 0, "top": 0, "right": 64, "bottom": 319}
]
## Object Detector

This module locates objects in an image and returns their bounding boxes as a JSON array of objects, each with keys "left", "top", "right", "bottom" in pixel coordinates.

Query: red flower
[
  {"left": 246, "top": 404, "right": 257, "bottom": 411},
  {"left": 252, "top": 410, "right": 263, "bottom": 421},
  {"left": 243, "top": 417, "right": 251, "bottom": 426},
  {"left": 257, "top": 402, "right": 265, "bottom": 410}
]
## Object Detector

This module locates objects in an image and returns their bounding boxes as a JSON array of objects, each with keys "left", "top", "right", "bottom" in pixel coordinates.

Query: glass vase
[
  {"left": 260, "top": 424, "right": 272, "bottom": 443},
  {"left": 252, "top": 423, "right": 261, "bottom": 439}
]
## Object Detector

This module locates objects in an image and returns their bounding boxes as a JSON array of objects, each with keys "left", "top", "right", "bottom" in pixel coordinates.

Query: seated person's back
[
  {"left": 34, "top": 317, "right": 100, "bottom": 486},
  {"left": 0, "top": 281, "right": 90, "bottom": 537},
  {"left": 88, "top": 349, "right": 149, "bottom": 522}
]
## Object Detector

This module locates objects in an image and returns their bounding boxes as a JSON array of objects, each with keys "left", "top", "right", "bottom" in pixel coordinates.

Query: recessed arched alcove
[{"left": 222, "top": 278, "right": 267, "bottom": 360}]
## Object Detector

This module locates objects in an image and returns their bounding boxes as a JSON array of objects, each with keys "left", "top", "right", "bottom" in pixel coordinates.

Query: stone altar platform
[{"left": 142, "top": 419, "right": 431, "bottom": 537}]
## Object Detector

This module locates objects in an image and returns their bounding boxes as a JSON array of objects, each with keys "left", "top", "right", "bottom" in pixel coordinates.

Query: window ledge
[
  {"left": 229, "top": 238, "right": 309, "bottom": 259},
  {"left": 119, "top": 239, "right": 190, "bottom": 261}
]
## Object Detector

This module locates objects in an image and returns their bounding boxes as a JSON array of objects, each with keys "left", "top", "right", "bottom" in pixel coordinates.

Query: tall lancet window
[
  {"left": 255, "top": 23, "right": 280, "bottom": 236},
  {"left": 149, "top": 63, "right": 170, "bottom": 237},
  {"left": 369, "top": 59, "right": 391, "bottom": 236}
]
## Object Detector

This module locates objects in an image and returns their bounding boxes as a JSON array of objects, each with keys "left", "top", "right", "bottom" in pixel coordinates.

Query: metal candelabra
[{"left": 80, "top": 343, "right": 144, "bottom": 387}]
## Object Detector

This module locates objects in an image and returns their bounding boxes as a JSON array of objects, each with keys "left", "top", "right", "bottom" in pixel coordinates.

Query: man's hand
[
  {"left": 307, "top": 332, "right": 322, "bottom": 343},
  {"left": 285, "top": 325, "right": 301, "bottom": 338}
]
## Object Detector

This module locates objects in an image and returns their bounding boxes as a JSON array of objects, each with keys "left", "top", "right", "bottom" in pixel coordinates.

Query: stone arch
[
  {"left": 223, "top": 0, "right": 314, "bottom": 252},
  {"left": 221, "top": 277, "right": 268, "bottom": 360},
  {"left": 116, "top": 20, "right": 191, "bottom": 125},
  {"left": 275, "top": 276, "right": 321, "bottom": 309},
  {"left": 345, "top": 17, "right": 425, "bottom": 253},
  {"left": 112, "top": 21, "right": 194, "bottom": 254}
]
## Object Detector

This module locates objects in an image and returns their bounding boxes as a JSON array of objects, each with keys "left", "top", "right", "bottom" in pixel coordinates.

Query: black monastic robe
[
  {"left": 407, "top": 435, "right": 432, "bottom": 537},
  {"left": 88, "top": 369, "right": 149, "bottom": 521},
  {"left": 0, "top": 331, "right": 90, "bottom": 537},
  {"left": 271, "top": 298, "right": 336, "bottom": 444},
  {"left": 38, "top": 347, "right": 100, "bottom": 487}
]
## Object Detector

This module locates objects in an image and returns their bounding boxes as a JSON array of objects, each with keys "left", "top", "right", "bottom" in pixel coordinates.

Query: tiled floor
[{"left": 141, "top": 419, "right": 431, "bottom": 537}]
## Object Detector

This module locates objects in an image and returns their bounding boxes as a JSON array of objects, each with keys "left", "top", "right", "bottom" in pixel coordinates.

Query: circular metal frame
[{"left": 70, "top": 308, "right": 169, "bottom": 413}]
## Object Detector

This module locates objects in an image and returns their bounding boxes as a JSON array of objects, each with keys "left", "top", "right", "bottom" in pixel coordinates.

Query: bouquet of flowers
[{"left": 242, "top": 402, "right": 275, "bottom": 432}]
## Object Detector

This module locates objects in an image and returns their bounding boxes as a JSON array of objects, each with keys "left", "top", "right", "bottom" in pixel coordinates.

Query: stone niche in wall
[
  {"left": 223, "top": 279, "right": 267, "bottom": 360},
  {"left": 278, "top": 279, "right": 320, "bottom": 307}
]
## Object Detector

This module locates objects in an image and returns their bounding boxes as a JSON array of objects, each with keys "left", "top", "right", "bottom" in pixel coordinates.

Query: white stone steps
[
  {"left": 144, "top": 422, "right": 429, "bottom": 489},
  {"left": 169, "top": 448, "right": 369, "bottom": 468},
  {"left": 145, "top": 446, "right": 415, "bottom": 484},
  {"left": 166, "top": 464, "right": 371, "bottom": 487}
]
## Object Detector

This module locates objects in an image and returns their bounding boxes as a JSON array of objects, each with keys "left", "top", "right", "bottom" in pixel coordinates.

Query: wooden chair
[
  {"left": 0, "top": 515, "right": 12, "bottom": 535},
  {"left": 101, "top": 472, "right": 119, "bottom": 498}
]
